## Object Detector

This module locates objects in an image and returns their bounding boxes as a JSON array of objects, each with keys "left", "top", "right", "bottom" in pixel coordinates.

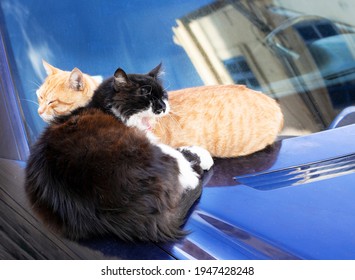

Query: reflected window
[
  {"left": 2, "top": 0, "right": 355, "bottom": 152},
  {"left": 295, "top": 20, "right": 339, "bottom": 44},
  {"left": 0, "top": 0, "right": 212, "bottom": 145},
  {"left": 296, "top": 20, "right": 355, "bottom": 109},
  {"left": 223, "top": 56, "right": 261, "bottom": 90}
]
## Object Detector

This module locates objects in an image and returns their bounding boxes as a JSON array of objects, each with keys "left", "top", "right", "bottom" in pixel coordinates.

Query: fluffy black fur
[
  {"left": 89, "top": 63, "right": 168, "bottom": 121},
  {"left": 25, "top": 65, "right": 203, "bottom": 242}
]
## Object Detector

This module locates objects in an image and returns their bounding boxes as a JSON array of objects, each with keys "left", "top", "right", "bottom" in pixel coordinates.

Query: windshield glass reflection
[{"left": 1, "top": 0, "right": 355, "bottom": 142}]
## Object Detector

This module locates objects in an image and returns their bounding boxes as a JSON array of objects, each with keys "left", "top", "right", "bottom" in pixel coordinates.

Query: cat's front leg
[
  {"left": 157, "top": 143, "right": 200, "bottom": 190},
  {"left": 178, "top": 146, "right": 214, "bottom": 178}
]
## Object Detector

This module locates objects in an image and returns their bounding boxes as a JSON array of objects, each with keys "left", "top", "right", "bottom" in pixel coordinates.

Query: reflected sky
[
  {"left": 0, "top": 0, "right": 213, "bottom": 139},
  {"left": 2, "top": 0, "right": 213, "bottom": 84}
]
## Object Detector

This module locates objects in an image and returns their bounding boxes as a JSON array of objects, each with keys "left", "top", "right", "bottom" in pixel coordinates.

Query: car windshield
[{"left": 1, "top": 0, "right": 355, "bottom": 147}]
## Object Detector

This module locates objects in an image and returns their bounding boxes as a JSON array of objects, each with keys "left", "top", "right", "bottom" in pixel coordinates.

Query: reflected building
[{"left": 172, "top": 0, "right": 355, "bottom": 135}]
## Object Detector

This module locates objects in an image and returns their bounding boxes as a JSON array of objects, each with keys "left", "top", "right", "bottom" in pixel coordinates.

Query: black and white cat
[{"left": 25, "top": 64, "right": 213, "bottom": 242}]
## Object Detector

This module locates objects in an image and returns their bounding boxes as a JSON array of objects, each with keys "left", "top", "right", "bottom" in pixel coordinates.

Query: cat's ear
[
  {"left": 113, "top": 68, "right": 130, "bottom": 90},
  {"left": 42, "top": 60, "right": 59, "bottom": 76},
  {"left": 147, "top": 63, "right": 163, "bottom": 79},
  {"left": 69, "top": 68, "right": 84, "bottom": 91}
]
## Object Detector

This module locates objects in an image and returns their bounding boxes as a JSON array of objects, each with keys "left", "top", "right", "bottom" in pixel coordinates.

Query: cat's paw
[
  {"left": 179, "top": 146, "right": 214, "bottom": 171},
  {"left": 157, "top": 143, "right": 200, "bottom": 189}
]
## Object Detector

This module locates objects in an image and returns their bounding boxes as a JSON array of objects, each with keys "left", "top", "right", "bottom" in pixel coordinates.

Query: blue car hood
[{"left": 165, "top": 124, "right": 355, "bottom": 259}]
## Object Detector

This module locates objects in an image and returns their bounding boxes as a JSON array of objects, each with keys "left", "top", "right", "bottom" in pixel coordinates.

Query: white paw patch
[
  {"left": 157, "top": 144, "right": 199, "bottom": 190},
  {"left": 180, "top": 146, "right": 214, "bottom": 171}
]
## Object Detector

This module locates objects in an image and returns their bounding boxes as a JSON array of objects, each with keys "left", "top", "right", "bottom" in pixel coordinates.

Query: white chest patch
[
  {"left": 126, "top": 107, "right": 156, "bottom": 132},
  {"left": 124, "top": 99, "right": 170, "bottom": 134}
]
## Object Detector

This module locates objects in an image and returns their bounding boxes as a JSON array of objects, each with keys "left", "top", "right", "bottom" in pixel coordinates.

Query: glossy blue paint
[
  {"left": 2, "top": 115, "right": 355, "bottom": 260},
  {"left": 1, "top": 0, "right": 355, "bottom": 260},
  {"left": 236, "top": 154, "right": 355, "bottom": 190},
  {"left": 329, "top": 106, "right": 355, "bottom": 129},
  {"left": 168, "top": 124, "right": 355, "bottom": 259}
]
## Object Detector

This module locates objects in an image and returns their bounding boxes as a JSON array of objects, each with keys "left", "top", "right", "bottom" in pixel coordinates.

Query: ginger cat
[
  {"left": 155, "top": 85, "right": 283, "bottom": 157},
  {"left": 36, "top": 60, "right": 102, "bottom": 122},
  {"left": 37, "top": 61, "right": 283, "bottom": 157}
]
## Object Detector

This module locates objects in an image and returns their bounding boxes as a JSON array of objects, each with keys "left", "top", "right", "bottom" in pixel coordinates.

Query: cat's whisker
[
  {"left": 163, "top": 80, "right": 172, "bottom": 92},
  {"left": 155, "top": 116, "right": 166, "bottom": 133},
  {"left": 156, "top": 110, "right": 174, "bottom": 134},
  {"left": 165, "top": 110, "right": 183, "bottom": 131},
  {"left": 27, "top": 79, "right": 42, "bottom": 88},
  {"left": 21, "top": 98, "right": 39, "bottom": 106}
]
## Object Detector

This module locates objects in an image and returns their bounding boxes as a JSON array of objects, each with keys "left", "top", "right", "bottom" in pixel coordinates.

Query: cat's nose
[
  {"left": 38, "top": 106, "right": 45, "bottom": 115},
  {"left": 155, "top": 101, "right": 166, "bottom": 114},
  {"left": 155, "top": 107, "right": 165, "bottom": 114}
]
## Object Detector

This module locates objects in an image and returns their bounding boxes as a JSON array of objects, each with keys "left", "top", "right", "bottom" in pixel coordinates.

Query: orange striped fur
[{"left": 154, "top": 85, "right": 283, "bottom": 157}]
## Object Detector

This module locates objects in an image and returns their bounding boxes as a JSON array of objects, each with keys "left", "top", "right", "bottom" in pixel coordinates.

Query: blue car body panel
[
  {"left": 329, "top": 106, "right": 355, "bottom": 129},
  {"left": 1, "top": 0, "right": 355, "bottom": 261},
  {"left": 164, "top": 124, "right": 355, "bottom": 259},
  {"left": 1, "top": 123, "right": 354, "bottom": 259}
]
